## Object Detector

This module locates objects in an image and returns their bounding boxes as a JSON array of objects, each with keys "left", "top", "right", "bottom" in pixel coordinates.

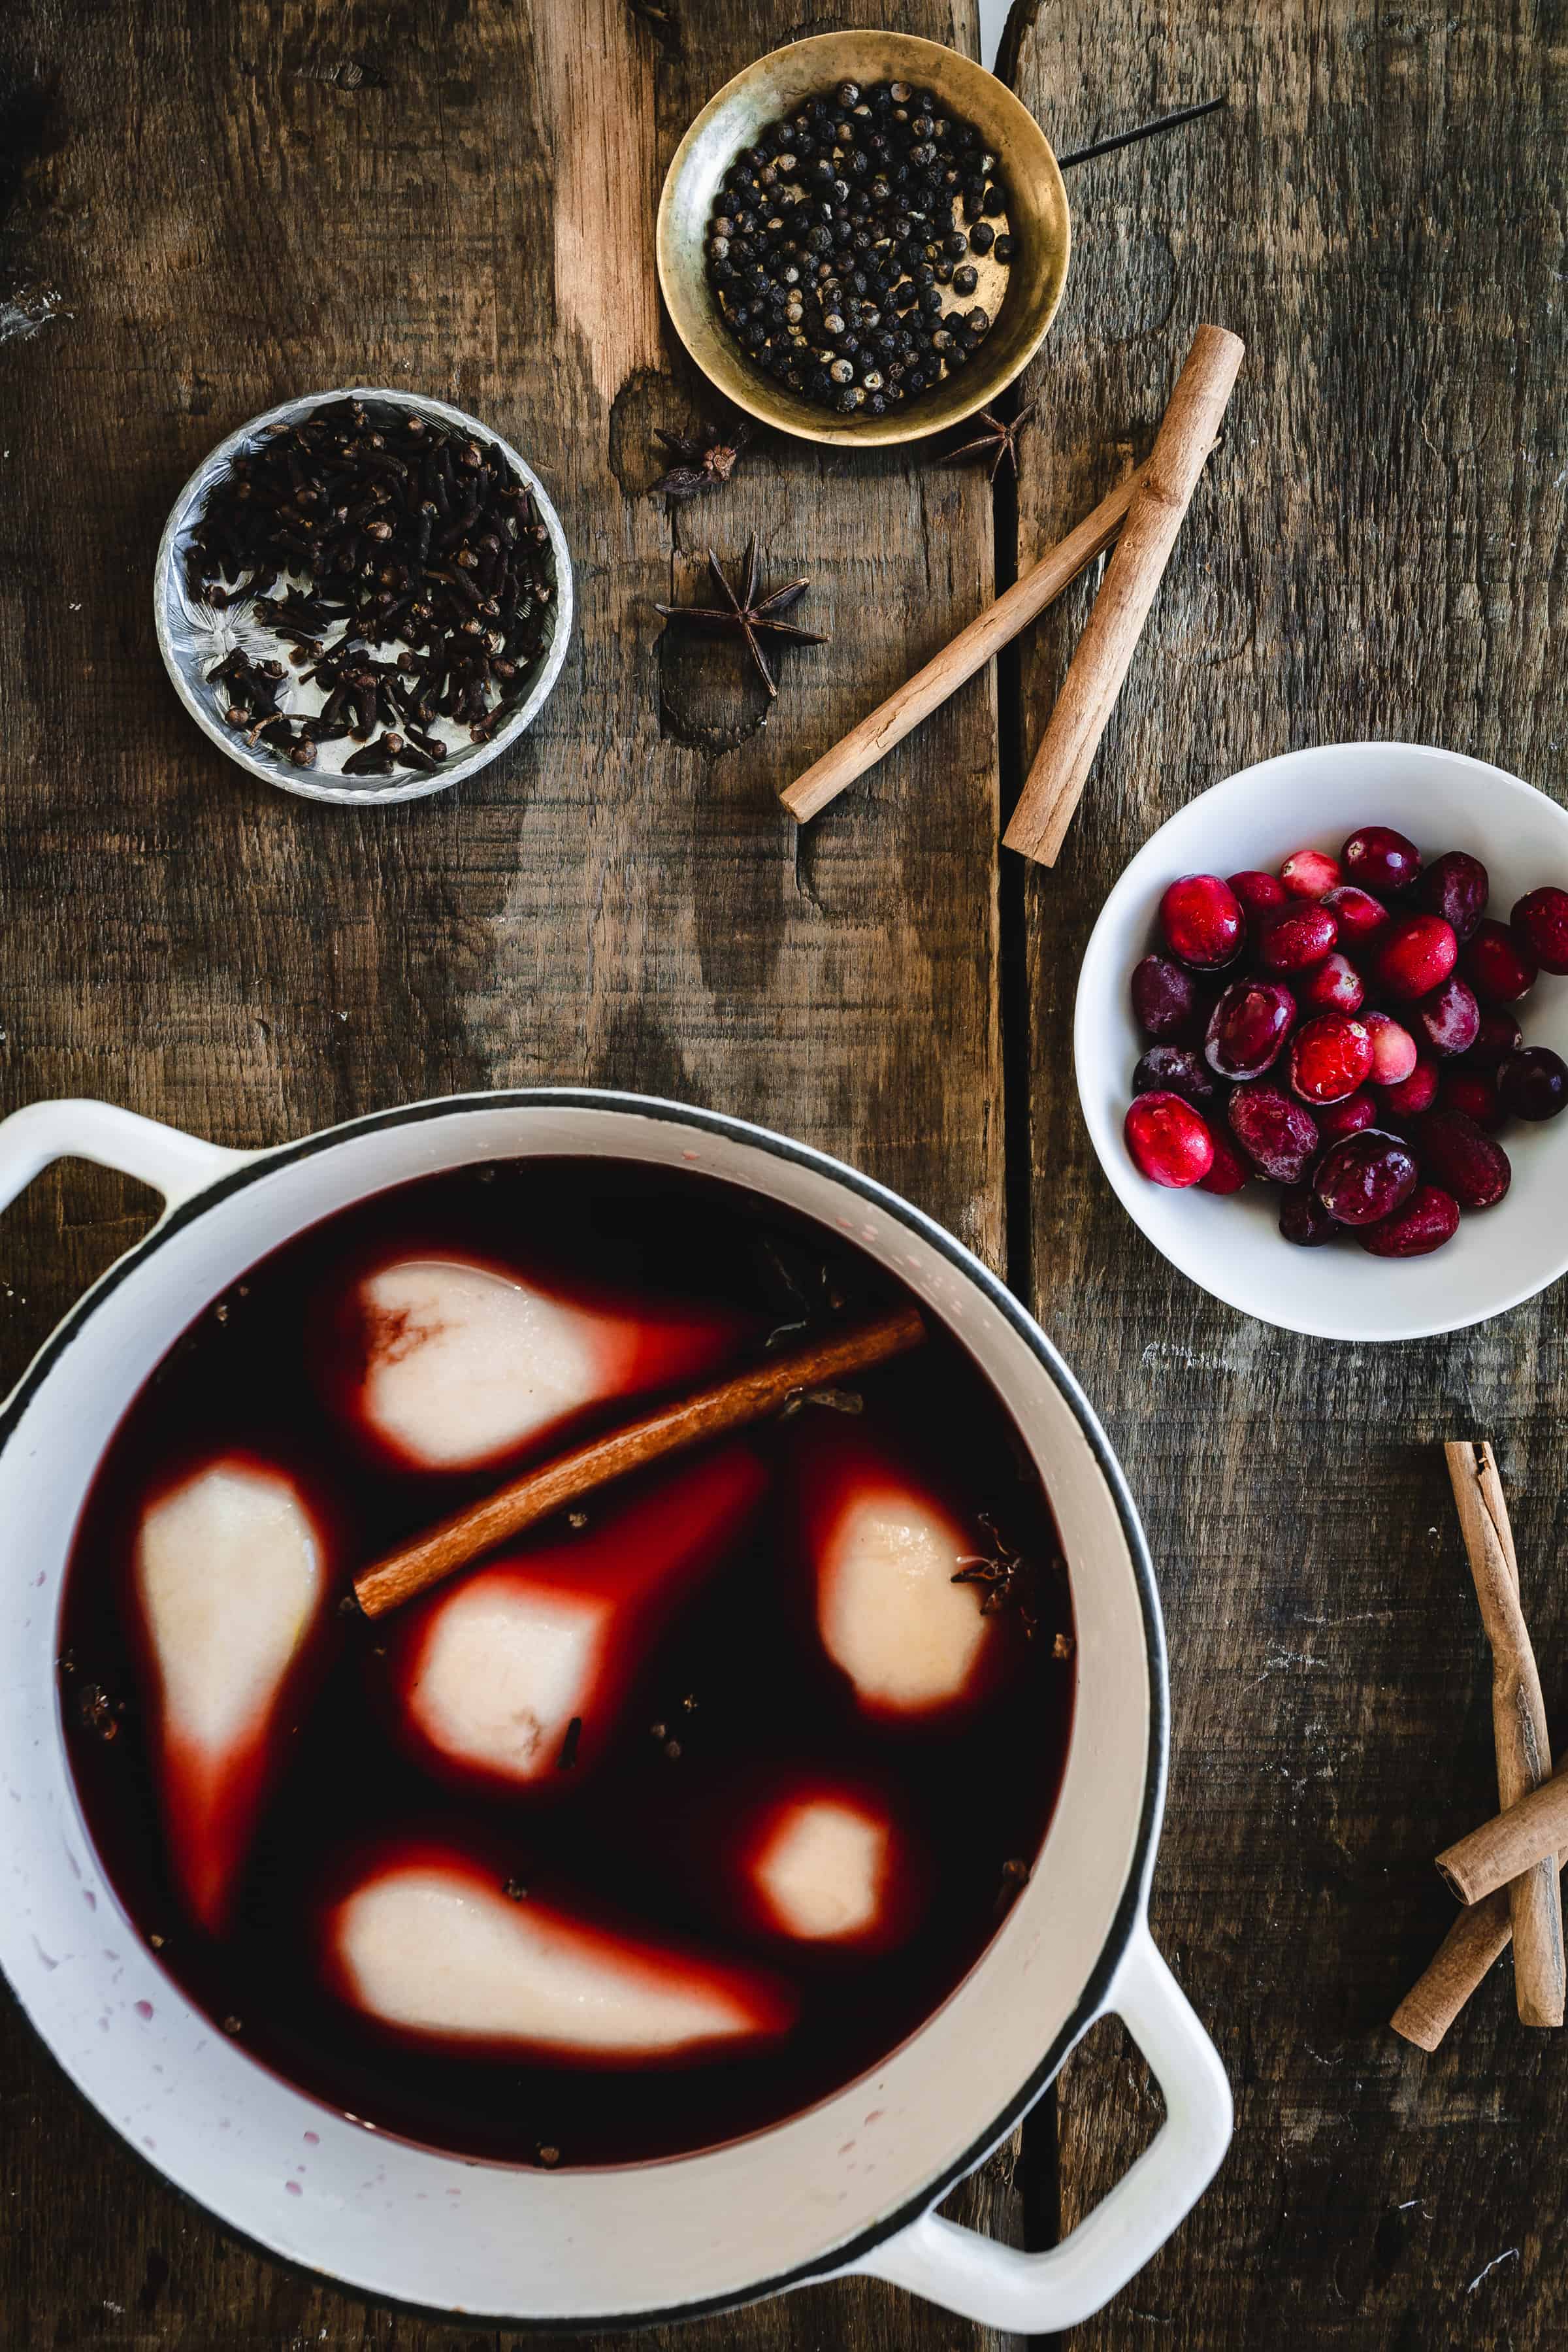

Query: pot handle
[
  {"left": 0, "top": 1098, "right": 255, "bottom": 1218},
  {"left": 853, "top": 1921, "right": 1230, "bottom": 2330}
]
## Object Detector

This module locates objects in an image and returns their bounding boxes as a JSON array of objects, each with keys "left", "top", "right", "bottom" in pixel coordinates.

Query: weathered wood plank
[
  {"left": 1006, "top": 0, "right": 1568, "bottom": 2342},
  {"left": 0, "top": 1, "right": 1022, "bottom": 2344}
]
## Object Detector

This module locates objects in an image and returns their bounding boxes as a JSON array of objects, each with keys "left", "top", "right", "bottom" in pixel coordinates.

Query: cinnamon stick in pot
[
  {"left": 1442, "top": 1439, "right": 1563, "bottom": 2026},
  {"left": 351, "top": 1303, "right": 926, "bottom": 1620}
]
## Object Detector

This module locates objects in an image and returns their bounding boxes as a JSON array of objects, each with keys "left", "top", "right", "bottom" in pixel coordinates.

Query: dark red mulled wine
[{"left": 60, "top": 1157, "right": 1072, "bottom": 2167}]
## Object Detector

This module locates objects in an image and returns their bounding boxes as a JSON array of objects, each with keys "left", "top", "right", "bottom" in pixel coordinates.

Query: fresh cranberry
[
  {"left": 1131, "top": 953, "right": 1203, "bottom": 1043},
  {"left": 1463, "top": 1006, "right": 1524, "bottom": 1070},
  {"left": 1125, "top": 1092, "right": 1215, "bottom": 1188},
  {"left": 1418, "top": 851, "right": 1488, "bottom": 942},
  {"left": 1279, "top": 847, "right": 1341, "bottom": 900},
  {"left": 1316, "top": 1088, "right": 1379, "bottom": 1141},
  {"left": 1133, "top": 1046, "right": 1217, "bottom": 1108},
  {"left": 1288, "top": 1013, "right": 1373, "bottom": 1105},
  {"left": 1257, "top": 903, "right": 1338, "bottom": 975},
  {"left": 1414, "top": 1109, "right": 1512, "bottom": 1209},
  {"left": 1414, "top": 974, "right": 1480, "bottom": 1059},
  {"left": 1379, "top": 1057, "right": 1440, "bottom": 1119},
  {"left": 1159, "top": 875, "right": 1245, "bottom": 972},
  {"left": 1343, "top": 825, "right": 1422, "bottom": 895},
  {"left": 1463, "top": 918, "right": 1537, "bottom": 1005},
  {"left": 1363, "top": 1010, "right": 1419, "bottom": 1086},
  {"left": 1439, "top": 1068, "right": 1504, "bottom": 1131},
  {"left": 1497, "top": 1046, "right": 1568, "bottom": 1122},
  {"left": 1377, "top": 913, "right": 1458, "bottom": 1002},
  {"left": 1322, "top": 884, "right": 1392, "bottom": 957},
  {"left": 1228, "top": 869, "right": 1288, "bottom": 923},
  {"left": 1313, "top": 1129, "right": 1419, "bottom": 1226},
  {"left": 1198, "top": 1134, "right": 1250, "bottom": 1195},
  {"left": 1204, "top": 979, "right": 1297, "bottom": 1080},
  {"left": 1511, "top": 886, "right": 1568, "bottom": 976},
  {"left": 1279, "top": 1186, "right": 1337, "bottom": 1246},
  {"left": 1359, "top": 1185, "right": 1462, "bottom": 1258},
  {"left": 1228, "top": 1083, "right": 1321, "bottom": 1183},
  {"left": 1299, "top": 951, "right": 1365, "bottom": 1015}
]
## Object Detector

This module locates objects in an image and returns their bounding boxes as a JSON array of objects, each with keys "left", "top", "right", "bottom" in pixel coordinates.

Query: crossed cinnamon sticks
[
  {"left": 781, "top": 324, "right": 1244, "bottom": 862},
  {"left": 1392, "top": 1442, "right": 1565, "bottom": 2048}
]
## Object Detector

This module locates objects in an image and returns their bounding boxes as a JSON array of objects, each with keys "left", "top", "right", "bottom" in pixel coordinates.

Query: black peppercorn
[
  {"left": 953, "top": 263, "right": 978, "bottom": 296},
  {"left": 837, "top": 80, "right": 859, "bottom": 106},
  {"left": 983, "top": 182, "right": 1006, "bottom": 215},
  {"left": 968, "top": 221, "right": 995, "bottom": 253},
  {"left": 993, "top": 233, "right": 1014, "bottom": 262}
]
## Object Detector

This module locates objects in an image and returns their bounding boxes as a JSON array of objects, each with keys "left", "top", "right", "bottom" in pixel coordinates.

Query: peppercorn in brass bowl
[
  {"left": 657, "top": 31, "right": 1070, "bottom": 449},
  {"left": 154, "top": 389, "right": 574, "bottom": 806}
]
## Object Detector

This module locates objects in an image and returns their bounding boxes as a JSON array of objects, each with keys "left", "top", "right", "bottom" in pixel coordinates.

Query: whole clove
[{"left": 184, "top": 400, "right": 555, "bottom": 777}]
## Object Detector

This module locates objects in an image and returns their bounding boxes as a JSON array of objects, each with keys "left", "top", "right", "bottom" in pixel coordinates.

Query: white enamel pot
[{"left": 0, "top": 1090, "right": 1230, "bottom": 2332}]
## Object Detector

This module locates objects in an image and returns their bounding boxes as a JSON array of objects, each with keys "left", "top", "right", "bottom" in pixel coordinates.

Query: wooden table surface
[{"left": 2, "top": 0, "right": 1565, "bottom": 2344}]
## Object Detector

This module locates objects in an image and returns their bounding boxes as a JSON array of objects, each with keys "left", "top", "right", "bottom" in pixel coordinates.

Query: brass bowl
[{"left": 656, "top": 30, "right": 1070, "bottom": 449}]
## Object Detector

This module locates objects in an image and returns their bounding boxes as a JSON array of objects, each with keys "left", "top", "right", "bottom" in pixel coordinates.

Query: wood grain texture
[
  {"left": 0, "top": 1, "right": 1027, "bottom": 2345},
  {"left": 1004, "top": 0, "right": 1568, "bottom": 2342}
]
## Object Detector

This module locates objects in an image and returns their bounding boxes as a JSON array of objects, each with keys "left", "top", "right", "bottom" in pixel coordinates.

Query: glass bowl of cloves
[
  {"left": 657, "top": 30, "right": 1071, "bottom": 449},
  {"left": 154, "top": 389, "right": 574, "bottom": 804}
]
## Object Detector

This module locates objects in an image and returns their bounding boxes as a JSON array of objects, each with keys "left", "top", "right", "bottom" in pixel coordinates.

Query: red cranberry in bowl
[
  {"left": 1159, "top": 875, "right": 1244, "bottom": 972},
  {"left": 1288, "top": 1013, "right": 1373, "bottom": 1105},
  {"left": 1198, "top": 1133, "right": 1250, "bottom": 1195},
  {"left": 1279, "top": 1186, "right": 1337, "bottom": 1246},
  {"left": 1497, "top": 1045, "right": 1568, "bottom": 1122},
  {"left": 1414, "top": 1109, "right": 1511, "bottom": 1209},
  {"left": 1463, "top": 918, "right": 1537, "bottom": 1005},
  {"left": 1228, "top": 1083, "right": 1320, "bottom": 1183},
  {"left": 1256, "top": 903, "right": 1338, "bottom": 976},
  {"left": 1316, "top": 1088, "right": 1378, "bottom": 1142},
  {"left": 1299, "top": 951, "right": 1365, "bottom": 1015},
  {"left": 1228, "top": 869, "right": 1288, "bottom": 923},
  {"left": 1279, "top": 847, "right": 1341, "bottom": 900},
  {"left": 1379, "top": 1056, "right": 1440, "bottom": 1119},
  {"left": 1124, "top": 1093, "right": 1215, "bottom": 1188},
  {"left": 1463, "top": 1005, "right": 1524, "bottom": 1070},
  {"left": 1204, "top": 979, "right": 1297, "bottom": 1080},
  {"left": 1322, "top": 884, "right": 1392, "bottom": 957},
  {"left": 1131, "top": 953, "right": 1203, "bottom": 1043},
  {"left": 1362, "top": 1010, "right": 1418, "bottom": 1087},
  {"left": 1376, "top": 913, "right": 1458, "bottom": 1002},
  {"left": 1511, "top": 886, "right": 1568, "bottom": 977},
  {"left": 1343, "top": 824, "right": 1422, "bottom": 895},
  {"left": 1413, "top": 973, "right": 1480, "bottom": 1059},
  {"left": 1418, "top": 851, "right": 1488, "bottom": 942},
  {"left": 1132, "top": 1046, "right": 1217, "bottom": 1109},
  {"left": 1313, "top": 1129, "right": 1419, "bottom": 1226},
  {"left": 1358, "top": 1184, "right": 1461, "bottom": 1258},
  {"left": 1438, "top": 1068, "right": 1503, "bottom": 1130}
]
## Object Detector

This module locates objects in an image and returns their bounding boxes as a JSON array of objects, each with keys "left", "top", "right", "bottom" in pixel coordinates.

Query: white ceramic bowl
[{"left": 1075, "top": 742, "right": 1568, "bottom": 1343}]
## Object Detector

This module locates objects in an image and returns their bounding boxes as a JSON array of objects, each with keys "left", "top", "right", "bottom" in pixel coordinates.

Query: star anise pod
[
  {"left": 654, "top": 535, "right": 827, "bottom": 698},
  {"left": 649, "top": 420, "right": 752, "bottom": 502},
  {"left": 944, "top": 401, "right": 1037, "bottom": 485},
  {"left": 951, "top": 1514, "right": 1044, "bottom": 1637}
]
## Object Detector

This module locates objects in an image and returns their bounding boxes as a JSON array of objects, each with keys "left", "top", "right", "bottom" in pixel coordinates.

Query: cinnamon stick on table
[
  {"left": 352, "top": 1303, "right": 926, "bottom": 1620},
  {"left": 1441, "top": 1439, "right": 1563, "bottom": 2027},
  {"left": 780, "top": 465, "right": 1147, "bottom": 825},
  {"left": 1393, "top": 1760, "right": 1568, "bottom": 2051},
  {"left": 1437, "top": 1768, "right": 1568, "bottom": 1908},
  {"left": 1002, "top": 323, "right": 1245, "bottom": 869}
]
